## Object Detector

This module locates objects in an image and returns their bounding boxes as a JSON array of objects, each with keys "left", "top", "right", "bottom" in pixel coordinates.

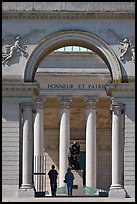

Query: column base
[
  {"left": 109, "top": 185, "right": 126, "bottom": 198},
  {"left": 18, "top": 185, "right": 35, "bottom": 197}
]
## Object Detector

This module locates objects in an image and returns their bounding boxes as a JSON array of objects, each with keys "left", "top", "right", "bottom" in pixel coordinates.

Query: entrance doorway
[
  {"left": 34, "top": 43, "right": 113, "bottom": 193},
  {"left": 79, "top": 151, "right": 86, "bottom": 186}
]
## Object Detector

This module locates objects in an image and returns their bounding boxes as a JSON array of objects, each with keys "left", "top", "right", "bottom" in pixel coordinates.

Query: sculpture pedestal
[{"left": 72, "top": 170, "right": 84, "bottom": 196}]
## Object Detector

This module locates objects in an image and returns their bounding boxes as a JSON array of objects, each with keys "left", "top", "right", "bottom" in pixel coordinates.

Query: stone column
[
  {"left": 19, "top": 103, "right": 34, "bottom": 197},
  {"left": 33, "top": 98, "right": 45, "bottom": 192},
  {"left": 109, "top": 101, "right": 126, "bottom": 197},
  {"left": 58, "top": 96, "right": 72, "bottom": 187},
  {"left": 84, "top": 97, "right": 97, "bottom": 188}
]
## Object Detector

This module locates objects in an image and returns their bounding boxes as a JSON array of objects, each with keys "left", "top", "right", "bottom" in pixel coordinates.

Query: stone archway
[{"left": 24, "top": 30, "right": 122, "bottom": 83}]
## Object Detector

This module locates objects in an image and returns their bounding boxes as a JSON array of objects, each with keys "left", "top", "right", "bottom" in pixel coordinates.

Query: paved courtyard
[{"left": 2, "top": 196, "right": 135, "bottom": 202}]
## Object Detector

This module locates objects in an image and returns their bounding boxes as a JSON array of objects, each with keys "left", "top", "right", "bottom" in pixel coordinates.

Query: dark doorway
[{"left": 79, "top": 151, "right": 86, "bottom": 185}]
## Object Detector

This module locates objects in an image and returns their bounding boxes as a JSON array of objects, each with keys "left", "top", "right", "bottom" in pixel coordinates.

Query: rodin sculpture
[{"left": 68, "top": 142, "right": 80, "bottom": 170}]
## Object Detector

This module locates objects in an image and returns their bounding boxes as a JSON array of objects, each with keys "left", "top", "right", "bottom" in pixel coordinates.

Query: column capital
[
  {"left": 33, "top": 97, "right": 45, "bottom": 109},
  {"left": 58, "top": 96, "right": 72, "bottom": 109},
  {"left": 21, "top": 102, "right": 33, "bottom": 113},
  {"left": 84, "top": 96, "right": 98, "bottom": 109},
  {"left": 110, "top": 101, "right": 125, "bottom": 112}
]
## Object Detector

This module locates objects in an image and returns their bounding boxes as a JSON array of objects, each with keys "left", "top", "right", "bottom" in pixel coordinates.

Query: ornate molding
[{"left": 2, "top": 11, "right": 135, "bottom": 20}]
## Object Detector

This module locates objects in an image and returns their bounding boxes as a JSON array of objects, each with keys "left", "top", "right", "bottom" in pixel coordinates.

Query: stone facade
[{"left": 2, "top": 2, "right": 135, "bottom": 198}]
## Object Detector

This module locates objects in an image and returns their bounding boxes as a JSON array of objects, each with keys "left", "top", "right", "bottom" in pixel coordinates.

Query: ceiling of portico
[{"left": 44, "top": 97, "right": 112, "bottom": 129}]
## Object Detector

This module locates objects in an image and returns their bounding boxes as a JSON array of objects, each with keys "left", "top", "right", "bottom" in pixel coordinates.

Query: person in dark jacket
[
  {"left": 48, "top": 165, "right": 58, "bottom": 196},
  {"left": 65, "top": 167, "right": 75, "bottom": 196}
]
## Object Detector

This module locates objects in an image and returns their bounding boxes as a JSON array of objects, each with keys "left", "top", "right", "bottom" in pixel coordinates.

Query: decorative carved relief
[
  {"left": 2, "top": 35, "right": 28, "bottom": 66},
  {"left": 118, "top": 38, "right": 135, "bottom": 62},
  {"left": 108, "top": 29, "right": 135, "bottom": 63}
]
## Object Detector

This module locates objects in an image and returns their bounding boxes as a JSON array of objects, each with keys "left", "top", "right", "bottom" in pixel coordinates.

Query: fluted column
[
  {"left": 58, "top": 96, "right": 72, "bottom": 187},
  {"left": 21, "top": 103, "right": 34, "bottom": 189},
  {"left": 84, "top": 96, "right": 97, "bottom": 188},
  {"left": 33, "top": 98, "right": 45, "bottom": 191},
  {"left": 109, "top": 100, "right": 126, "bottom": 197}
]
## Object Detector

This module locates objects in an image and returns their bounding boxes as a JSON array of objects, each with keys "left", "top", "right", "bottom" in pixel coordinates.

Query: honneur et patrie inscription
[{"left": 47, "top": 84, "right": 106, "bottom": 89}]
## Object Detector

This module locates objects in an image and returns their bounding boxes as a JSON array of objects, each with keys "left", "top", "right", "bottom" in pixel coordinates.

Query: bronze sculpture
[{"left": 68, "top": 142, "right": 80, "bottom": 170}]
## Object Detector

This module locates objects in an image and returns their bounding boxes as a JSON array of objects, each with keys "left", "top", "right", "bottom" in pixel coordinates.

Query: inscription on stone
[{"left": 47, "top": 84, "right": 105, "bottom": 89}]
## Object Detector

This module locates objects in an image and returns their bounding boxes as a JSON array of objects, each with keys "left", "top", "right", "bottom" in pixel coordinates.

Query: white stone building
[{"left": 2, "top": 2, "right": 135, "bottom": 198}]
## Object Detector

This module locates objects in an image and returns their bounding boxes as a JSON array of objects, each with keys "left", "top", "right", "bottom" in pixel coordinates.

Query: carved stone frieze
[{"left": 2, "top": 11, "right": 135, "bottom": 20}]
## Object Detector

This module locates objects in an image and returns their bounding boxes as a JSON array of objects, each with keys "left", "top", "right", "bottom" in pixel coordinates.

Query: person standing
[
  {"left": 65, "top": 167, "right": 75, "bottom": 196},
  {"left": 48, "top": 165, "right": 58, "bottom": 196}
]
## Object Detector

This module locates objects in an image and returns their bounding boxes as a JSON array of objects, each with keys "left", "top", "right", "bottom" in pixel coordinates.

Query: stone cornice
[
  {"left": 2, "top": 11, "right": 135, "bottom": 20},
  {"left": 36, "top": 72, "right": 110, "bottom": 77},
  {"left": 106, "top": 83, "right": 135, "bottom": 95},
  {"left": 2, "top": 82, "right": 40, "bottom": 92}
]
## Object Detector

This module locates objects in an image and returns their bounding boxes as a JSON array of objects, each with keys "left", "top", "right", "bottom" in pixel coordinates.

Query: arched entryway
[
  {"left": 24, "top": 30, "right": 122, "bottom": 83},
  {"left": 21, "top": 30, "right": 125, "bottom": 196}
]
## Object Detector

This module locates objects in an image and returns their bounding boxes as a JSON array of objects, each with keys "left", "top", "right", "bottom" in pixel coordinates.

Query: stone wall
[
  {"left": 124, "top": 98, "right": 135, "bottom": 198},
  {"left": 2, "top": 103, "right": 20, "bottom": 197},
  {"left": 2, "top": 16, "right": 135, "bottom": 82}
]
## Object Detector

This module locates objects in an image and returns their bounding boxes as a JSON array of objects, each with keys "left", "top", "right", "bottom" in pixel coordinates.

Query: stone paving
[{"left": 2, "top": 196, "right": 135, "bottom": 202}]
